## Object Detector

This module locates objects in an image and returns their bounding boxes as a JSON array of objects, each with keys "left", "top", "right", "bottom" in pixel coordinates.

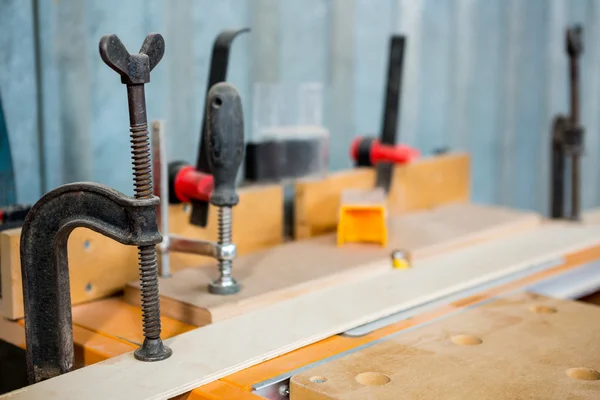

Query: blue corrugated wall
[{"left": 0, "top": 0, "right": 599, "bottom": 216}]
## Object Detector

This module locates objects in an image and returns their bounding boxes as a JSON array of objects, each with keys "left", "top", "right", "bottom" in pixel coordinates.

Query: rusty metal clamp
[{"left": 20, "top": 183, "right": 162, "bottom": 383}]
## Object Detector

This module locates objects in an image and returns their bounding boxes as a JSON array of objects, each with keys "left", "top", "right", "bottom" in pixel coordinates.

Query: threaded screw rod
[
  {"left": 99, "top": 33, "right": 169, "bottom": 360},
  {"left": 218, "top": 206, "right": 233, "bottom": 281},
  {"left": 126, "top": 85, "right": 172, "bottom": 361}
]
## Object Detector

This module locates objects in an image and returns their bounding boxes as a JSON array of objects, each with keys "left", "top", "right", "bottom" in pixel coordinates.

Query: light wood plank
[
  {"left": 583, "top": 207, "right": 600, "bottom": 225},
  {"left": 294, "top": 153, "right": 470, "bottom": 239},
  {"left": 291, "top": 294, "right": 600, "bottom": 400},
  {"left": 0, "top": 184, "right": 283, "bottom": 320},
  {"left": 5, "top": 223, "right": 598, "bottom": 400},
  {"left": 125, "top": 203, "right": 540, "bottom": 326}
]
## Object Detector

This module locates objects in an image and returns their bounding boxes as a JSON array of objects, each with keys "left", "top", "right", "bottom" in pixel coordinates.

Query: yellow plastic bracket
[{"left": 337, "top": 188, "right": 387, "bottom": 247}]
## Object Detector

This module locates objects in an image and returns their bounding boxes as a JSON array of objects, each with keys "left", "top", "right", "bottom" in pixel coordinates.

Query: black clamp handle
[
  {"left": 566, "top": 25, "right": 583, "bottom": 58},
  {"left": 190, "top": 28, "right": 249, "bottom": 226},
  {"left": 205, "top": 83, "right": 245, "bottom": 207}
]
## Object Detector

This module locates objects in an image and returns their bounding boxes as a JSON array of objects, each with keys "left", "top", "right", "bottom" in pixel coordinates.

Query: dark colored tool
[
  {"left": 351, "top": 137, "right": 418, "bottom": 167},
  {"left": 205, "top": 83, "right": 245, "bottom": 294},
  {"left": 352, "top": 35, "right": 407, "bottom": 193},
  {"left": 0, "top": 93, "right": 17, "bottom": 207},
  {"left": 189, "top": 28, "right": 249, "bottom": 227},
  {"left": 551, "top": 25, "right": 584, "bottom": 220},
  {"left": 244, "top": 135, "right": 327, "bottom": 183},
  {"left": 99, "top": 33, "right": 172, "bottom": 361},
  {"left": 20, "top": 184, "right": 162, "bottom": 383},
  {"left": 0, "top": 204, "right": 32, "bottom": 231},
  {"left": 152, "top": 83, "right": 245, "bottom": 293}
]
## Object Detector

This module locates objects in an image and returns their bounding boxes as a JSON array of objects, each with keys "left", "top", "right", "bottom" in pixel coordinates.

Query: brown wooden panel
[
  {"left": 0, "top": 184, "right": 283, "bottom": 320},
  {"left": 125, "top": 203, "right": 539, "bottom": 327},
  {"left": 294, "top": 153, "right": 470, "bottom": 239},
  {"left": 291, "top": 294, "right": 600, "bottom": 400}
]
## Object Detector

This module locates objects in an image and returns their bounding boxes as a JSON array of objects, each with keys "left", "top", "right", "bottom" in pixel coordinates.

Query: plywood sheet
[
  {"left": 0, "top": 184, "right": 283, "bottom": 320},
  {"left": 4, "top": 223, "right": 599, "bottom": 400},
  {"left": 582, "top": 207, "right": 600, "bottom": 225},
  {"left": 294, "top": 153, "right": 470, "bottom": 239},
  {"left": 125, "top": 203, "right": 540, "bottom": 326},
  {"left": 291, "top": 294, "right": 600, "bottom": 400}
]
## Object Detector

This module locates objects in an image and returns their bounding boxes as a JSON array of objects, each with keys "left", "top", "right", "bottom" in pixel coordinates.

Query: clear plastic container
[{"left": 246, "top": 82, "right": 328, "bottom": 183}]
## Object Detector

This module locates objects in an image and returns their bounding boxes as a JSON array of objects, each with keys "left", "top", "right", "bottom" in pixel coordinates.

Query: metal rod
[{"left": 152, "top": 120, "right": 171, "bottom": 277}]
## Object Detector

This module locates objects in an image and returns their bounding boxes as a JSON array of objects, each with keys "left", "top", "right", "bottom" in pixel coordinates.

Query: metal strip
[{"left": 527, "top": 258, "right": 600, "bottom": 299}]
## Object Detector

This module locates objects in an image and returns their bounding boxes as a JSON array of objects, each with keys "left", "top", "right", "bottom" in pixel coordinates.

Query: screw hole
[
  {"left": 451, "top": 334, "right": 482, "bottom": 346},
  {"left": 85, "top": 283, "right": 93, "bottom": 293},
  {"left": 212, "top": 97, "right": 222, "bottom": 108},
  {"left": 530, "top": 305, "right": 557, "bottom": 314},
  {"left": 566, "top": 368, "right": 600, "bottom": 381},
  {"left": 355, "top": 372, "right": 391, "bottom": 386},
  {"left": 309, "top": 376, "right": 327, "bottom": 384}
]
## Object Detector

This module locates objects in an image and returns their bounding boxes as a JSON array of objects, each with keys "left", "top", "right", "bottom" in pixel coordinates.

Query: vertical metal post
[{"left": 152, "top": 120, "right": 171, "bottom": 277}]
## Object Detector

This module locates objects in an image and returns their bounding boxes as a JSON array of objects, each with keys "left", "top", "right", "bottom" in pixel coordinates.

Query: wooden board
[
  {"left": 294, "top": 153, "right": 470, "bottom": 239},
  {"left": 291, "top": 294, "right": 600, "bottom": 400},
  {"left": 3, "top": 223, "right": 599, "bottom": 400},
  {"left": 582, "top": 207, "right": 600, "bottom": 224},
  {"left": 125, "top": 203, "right": 540, "bottom": 326},
  {"left": 72, "top": 298, "right": 196, "bottom": 345},
  {"left": 166, "top": 184, "right": 283, "bottom": 269},
  {"left": 0, "top": 184, "right": 283, "bottom": 320}
]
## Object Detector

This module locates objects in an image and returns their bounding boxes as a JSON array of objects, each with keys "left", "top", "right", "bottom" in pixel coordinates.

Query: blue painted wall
[{"left": 0, "top": 0, "right": 599, "bottom": 216}]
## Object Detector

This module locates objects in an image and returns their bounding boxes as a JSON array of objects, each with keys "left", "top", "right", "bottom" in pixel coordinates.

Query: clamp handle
[
  {"left": 99, "top": 33, "right": 165, "bottom": 85},
  {"left": 566, "top": 25, "right": 583, "bottom": 58},
  {"left": 205, "top": 83, "right": 244, "bottom": 207}
]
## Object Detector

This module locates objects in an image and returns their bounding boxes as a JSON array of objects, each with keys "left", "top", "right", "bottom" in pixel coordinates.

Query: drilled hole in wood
[
  {"left": 451, "top": 334, "right": 482, "bottom": 346},
  {"left": 530, "top": 305, "right": 557, "bottom": 314},
  {"left": 566, "top": 368, "right": 600, "bottom": 381},
  {"left": 308, "top": 376, "right": 327, "bottom": 384},
  {"left": 355, "top": 372, "right": 391, "bottom": 386}
]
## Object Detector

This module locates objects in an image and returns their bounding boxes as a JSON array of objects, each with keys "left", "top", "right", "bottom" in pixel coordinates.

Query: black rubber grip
[{"left": 205, "top": 82, "right": 244, "bottom": 207}]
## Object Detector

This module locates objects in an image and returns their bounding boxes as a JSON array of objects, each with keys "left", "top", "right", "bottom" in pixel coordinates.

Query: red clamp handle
[
  {"left": 350, "top": 137, "right": 419, "bottom": 166},
  {"left": 174, "top": 165, "right": 214, "bottom": 203}
]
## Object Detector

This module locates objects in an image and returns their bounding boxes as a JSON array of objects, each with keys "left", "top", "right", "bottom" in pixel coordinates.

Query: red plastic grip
[
  {"left": 174, "top": 165, "right": 214, "bottom": 203},
  {"left": 350, "top": 137, "right": 419, "bottom": 165},
  {"left": 370, "top": 140, "right": 419, "bottom": 164}
]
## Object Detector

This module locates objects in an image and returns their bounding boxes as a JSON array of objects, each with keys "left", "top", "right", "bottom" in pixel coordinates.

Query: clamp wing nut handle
[{"left": 99, "top": 33, "right": 165, "bottom": 84}]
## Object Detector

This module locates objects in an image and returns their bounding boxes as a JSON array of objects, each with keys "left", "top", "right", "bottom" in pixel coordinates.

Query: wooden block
[
  {"left": 1, "top": 227, "right": 138, "bottom": 320},
  {"left": 0, "top": 184, "right": 283, "bottom": 320},
  {"left": 295, "top": 168, "right": 375, "bottom": 239},
  {"left": 5, "top": 223, "right": 600, "bottom": 400},
  {"left": 125, "top": 203, "right": 541, "bottom": 326},
  {"left": 387, "top": 202, "right": 541, "bottom": 262},
  {"left": 290, "top": 294, "right": 600, "bottom": 400},
  {"left": 0, "top": 299, "right": 134, "bottom": 367},
  {"left": 294, "top": 152, "right": 470, "bottom": 239},
  {"left": 72, "top": 297, "right": 196, "bottom": 345},
  {"left": 167, "top": 184, "right": 283, "bottom": 268}
]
